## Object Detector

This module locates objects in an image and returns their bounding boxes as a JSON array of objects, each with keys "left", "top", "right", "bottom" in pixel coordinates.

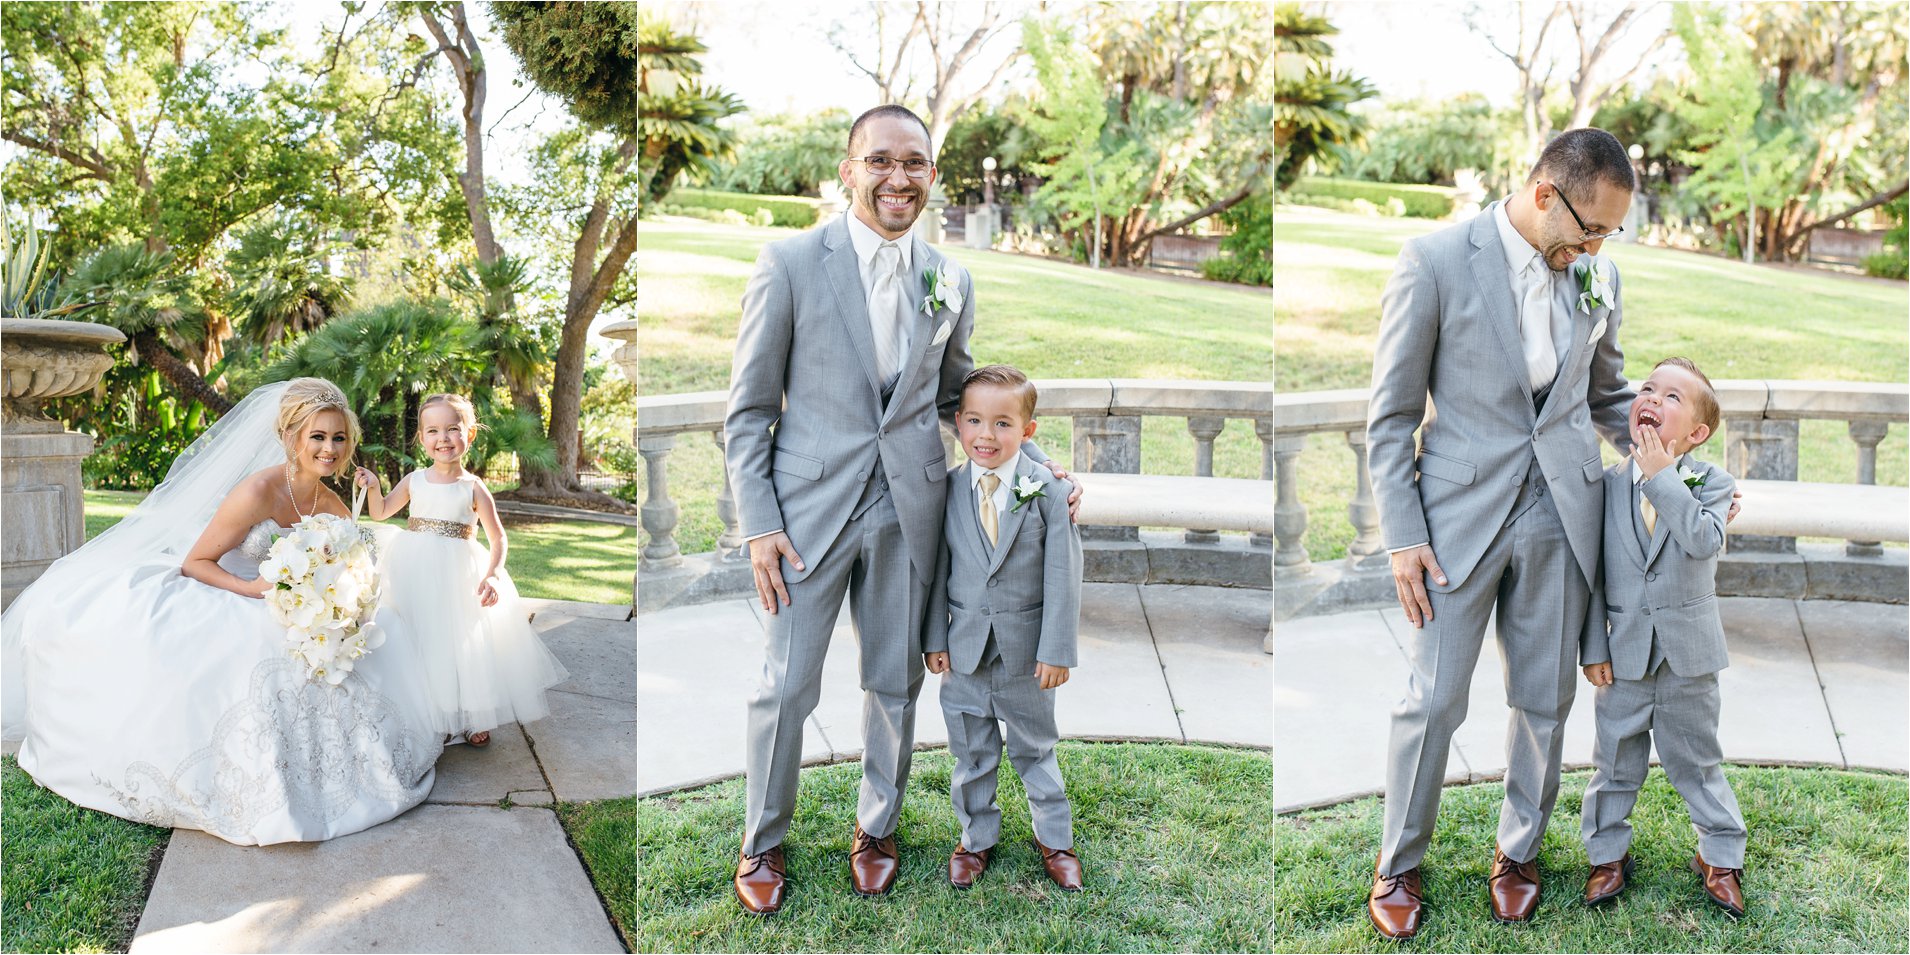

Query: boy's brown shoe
[
  {"left": 1691, "top": 853, "right": 1745, "bottom": 918},
  {"left": 1489, "top": 846, "right": 1541, "bottom": 922},
  {"left": 1583, "top": 854, "right": 1633, "bottom": 906},
  {"left": 734, "top": 845, "right": 785, "bottom": 915},
  {"left": 850, "top": 823, "right": 899, "bottom": 896},
  {"left": 1035, "top": 839, "right": 1083, "bottom": 891},
  {"left": 948, "top": 844, "right": 991, "bottom": 888},
  {"left": 1367, "top": 863, "right": 1423, "bottom": 939}
]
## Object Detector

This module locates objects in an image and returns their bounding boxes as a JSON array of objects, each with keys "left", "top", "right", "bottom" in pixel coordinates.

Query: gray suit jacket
[
  {"left": 724, "top": 215, "right": 977, "bottom": 582},
  {"left": 1581, "top": 455, "right": 1733, "bottom": 680},
  {"left": 1367, "top": 201, "right": 1634, "bottom": 591},
  {"left": 922, "top": 455, "right": 1082, "bottom": 676}
]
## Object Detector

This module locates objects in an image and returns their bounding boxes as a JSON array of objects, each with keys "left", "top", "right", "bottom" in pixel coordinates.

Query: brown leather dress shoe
[
  {"left": 1035, "top": 839, "right": 1083, "bottom": 891},
  {"left": 1489, "top": 846, "right": 1541, "bottom": 922},
  {"left": 1691, "top": 852, "right": 1745, "bottom": 918},
  {"left": 1584, "top": 854, "right": 1633, "bottom": 906},
  {"left": 734, "top": 845, "right": 785, "bottom": 915},
  {"left": 850, "top": 823, "right": 899, "bottom": 896},
  {"left": 1367, "top": 865, "right": 1423, "bottom": 940},
  {"left": 949, "top": 844, "right": 991, "bottom": 889}
]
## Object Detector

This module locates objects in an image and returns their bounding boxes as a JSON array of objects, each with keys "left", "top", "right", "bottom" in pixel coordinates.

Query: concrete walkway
[
  {"left": 128, "top": 600, "right": 636, "bottom": 954},
  {"left": 636, "top": 583, "right": 1272, "bottom": 796},
  {"left": 1275, "top": 597, "right": 1908, "bottom": 813}
]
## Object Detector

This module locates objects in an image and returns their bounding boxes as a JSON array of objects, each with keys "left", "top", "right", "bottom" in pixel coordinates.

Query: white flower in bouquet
[{"left": 263, "top": 512, "right": 386, "bottom": 684}]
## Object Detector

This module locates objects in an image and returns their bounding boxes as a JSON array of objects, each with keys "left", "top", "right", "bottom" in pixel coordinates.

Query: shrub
[
  {"left": 1200, "top": 195, "right": 1271, "bottom": 287},
  {"left": 749, "top": 208, "right": 775, "bottom": 227},
  {"left": 1202, "top": 254, "right": 1271, "bottom": 286},
  {"left": 1863, "top": 251, "right": 1907, "bottom": 280},
  {"left": 1293, "top": 176, "right": 1459, "bottom": 218},
  {"left": 667, "top": 188, "right": 823, "bottom": 227}
]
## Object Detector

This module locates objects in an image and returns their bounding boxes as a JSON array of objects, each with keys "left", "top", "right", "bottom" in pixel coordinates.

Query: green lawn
[
  {"left": 80, "top": 489, "right": 634, "bottom": 607},
  {"left": 2, "top": 756, "right": 169, "bottom": 954},
  {"left": 637, "top": 216, "right": 1273, "bottom": 554},
  {"left": 634, "top": 742, "right": 1273, "bottom": 953},
  {"left": 1274, "top": 766, "right": 1909, "bottom": 953},
  {"left": 1274, "top": 205, "right": 1909, "bottom": 561}
]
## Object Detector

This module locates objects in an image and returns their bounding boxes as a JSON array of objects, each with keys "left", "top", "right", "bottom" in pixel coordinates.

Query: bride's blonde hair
[{"left": 276, "top": 378, "right": 360, "bottom": 472}]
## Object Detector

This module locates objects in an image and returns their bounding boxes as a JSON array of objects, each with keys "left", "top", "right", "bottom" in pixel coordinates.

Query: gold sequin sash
[{"left": 407, "top": 517, "right": 476, "bottom": 540}]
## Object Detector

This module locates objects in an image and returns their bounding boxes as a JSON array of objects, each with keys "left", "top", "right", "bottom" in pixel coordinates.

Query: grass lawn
[
  {"left": 80, "top": 489, "right": 634, "bottom": 607},
  {"left": 1274, "top": 205, "right": 1909, "bottom": 561},
  {"left": 634, "top": 742, "right": 1273, "bottom": 953},
  {"left": 2, "top": 756, "right": 169, "bottom": 954},
  {"left": 1274, "top": 766, "right": 1909, "bottom": 953},
  {"left": 637, "top": 216, "right": 1273, "bottom": 554},
  {"left": 557, "top": 797, "right": 639, "bottom": 951}
]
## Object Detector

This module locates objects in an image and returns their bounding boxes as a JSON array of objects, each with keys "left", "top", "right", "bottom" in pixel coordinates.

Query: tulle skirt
[{"left": 378, "top": 529, "right": 568, "bottom": 735}]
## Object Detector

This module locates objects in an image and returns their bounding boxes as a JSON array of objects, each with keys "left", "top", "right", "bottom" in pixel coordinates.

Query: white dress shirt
[
  {"left": 1494, "top": 199, "right": 1560, "bottom": 395},
  {"left": 969, "top": 453, "right": 1022, "bottom": 523}
]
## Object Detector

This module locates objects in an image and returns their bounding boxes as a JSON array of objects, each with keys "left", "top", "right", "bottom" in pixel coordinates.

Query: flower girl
[{"left": 355, "top": 393, "right": 567, "bottom": 747}]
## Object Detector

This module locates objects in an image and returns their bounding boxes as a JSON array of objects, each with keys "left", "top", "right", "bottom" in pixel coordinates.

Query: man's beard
[{"left": 857, "top": 179, "right": 922, "bottom": 232}]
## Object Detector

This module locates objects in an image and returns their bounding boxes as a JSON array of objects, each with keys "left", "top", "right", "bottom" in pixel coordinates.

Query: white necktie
[
  {"left": 1520, "top": 256, "right": 1557, "bottom": 394},
  {"left": 871, "top": 243, "right": 904, "bottom": 390}
]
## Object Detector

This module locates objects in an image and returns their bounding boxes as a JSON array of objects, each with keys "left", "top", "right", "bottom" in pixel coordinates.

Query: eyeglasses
[
  {"left": 849, "top": 156, "right": 936, "bottom": 179},
  {"left": 1541, "top": 181, "right": 1623, "bottom": 242}
]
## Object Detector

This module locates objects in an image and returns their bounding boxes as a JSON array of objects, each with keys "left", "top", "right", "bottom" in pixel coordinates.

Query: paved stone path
[
  {"left": 636, "top": 583, "right": 1272, "bottom": 795},
  {"left": 1275, "top": 597, "right": 1908, "bottom": 813},
  {"left": 129, "top": 599, "right": 635, "bottom": 954}
]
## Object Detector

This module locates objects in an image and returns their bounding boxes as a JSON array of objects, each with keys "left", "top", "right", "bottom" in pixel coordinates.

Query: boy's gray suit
[
  {"left": 1580, "top": 455, "right": 1747, "bottom": 868},
  {"left": 726, "top": 214, "right": 980, "bottom": 856},
  {"left": 1367, "top": 200, "right": 1634, "bottom": 875},
  {"left": 924, "top": 453, "right": 1082, "bottom": 852}
]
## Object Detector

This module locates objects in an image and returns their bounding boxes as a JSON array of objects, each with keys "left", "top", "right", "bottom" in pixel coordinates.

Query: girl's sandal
[{"left": 466, "top": 730, "right": 491, "bottom": 748}]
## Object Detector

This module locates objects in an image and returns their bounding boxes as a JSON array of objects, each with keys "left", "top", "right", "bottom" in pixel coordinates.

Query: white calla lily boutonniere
[
  {"left": 1010, "top": 474, "right": 1046, "bottom": 513},
  {"left": 921, "top": 262, "right": 965, "bottom": 316},
  {"left": 1574, "top": 255, "right": 1614, "bottom": 314},
  {"left": 1678, "top": 464, "right": 1706, "bottom": 489}
]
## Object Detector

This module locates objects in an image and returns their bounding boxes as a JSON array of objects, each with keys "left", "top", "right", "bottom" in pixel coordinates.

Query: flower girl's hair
[
  {"left": 417, "top": 393, "right": 484, "bottom": 448},
  {"left": 276, "top": 378, "right": 360, "bottom": 469}
]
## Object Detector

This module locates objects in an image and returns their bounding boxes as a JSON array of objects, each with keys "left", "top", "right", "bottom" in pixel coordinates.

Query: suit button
[
  {"left": 1512, "top": 475, "right": 1523, "bottom": 486},
  {"left": 1535, "top": 486, "right": 1545, "bottom": 498},
  {"left": 1643, "top": 608, "right": 1652, "bottom": 616},
  {"left": 856, "top": 471, "right": 868, "bottom": 481},
  {"left": 1647, "top": 572, "right": 1657, "bottom": 581},
  {"left": 988, "top": 580, "right": 998, "bottom": 588},
  {"left": 983, "top": 608, "right": 992, "bottom": 616}
]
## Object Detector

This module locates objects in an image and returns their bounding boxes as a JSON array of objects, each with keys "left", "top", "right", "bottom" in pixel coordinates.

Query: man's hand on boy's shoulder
[{"left": 1037, "top": 461, "right": 1083, "bottom": 522}]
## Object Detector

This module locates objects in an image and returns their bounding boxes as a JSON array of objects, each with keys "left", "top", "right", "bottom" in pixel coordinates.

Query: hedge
[
  {"left": 666, "top": 188, "right": 824, "bottom": 228},
  {"left": 1292, "top": 177, "right": 1460, "bottom": 219}
]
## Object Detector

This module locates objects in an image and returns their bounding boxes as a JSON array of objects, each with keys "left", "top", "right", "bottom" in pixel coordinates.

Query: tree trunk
[{"left": 134, "top": 330, "right": 233, "bottom": 416}]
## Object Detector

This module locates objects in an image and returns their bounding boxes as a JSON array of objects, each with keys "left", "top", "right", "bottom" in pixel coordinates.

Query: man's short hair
[
  {"left": 1655, "top": 356, "right": 1721, "bottom": 438},
  {"left": 847, "top": 104, "right": 933, "bottom": 156},
  {"left": 1527, "top": 127, "right": 1637, "bottom": 205},
  {"left": 960, "top": 364, "right": 1038, "bottom": 420}
]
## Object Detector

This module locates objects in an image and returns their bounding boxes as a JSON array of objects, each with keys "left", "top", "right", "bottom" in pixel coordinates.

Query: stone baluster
[
  {"left": 1724, "top": 416, "right": 1798, "bottom": 553},
  {"left": 1254, "top": 417, "right": 1273, "bottom": 549},
  {"left": 1847, "top": 419, "right": 1890, "bottom": 557},
  {"left": 1184, "top": 416, "right": 1225, "bottom": 544},
  {"left": 638, "top": 433, "right": 682, "bottom": 568},
  {"left": 1344, "top": 429, "right": 1387, "bottom": 570},
  {"left": 1072, "top": 412, "right": 1142, "bottom": 542},
  {"left": 711, "top": 430, "right": 745, "bottom": 561},
  {"left": 1274, "top": 432, "right": 1309, "bottom": 575}
]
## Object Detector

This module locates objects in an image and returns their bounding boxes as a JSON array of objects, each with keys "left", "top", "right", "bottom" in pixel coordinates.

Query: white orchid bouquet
[{"left": 258, "top": 513, "right": 385, "bottom": 685}]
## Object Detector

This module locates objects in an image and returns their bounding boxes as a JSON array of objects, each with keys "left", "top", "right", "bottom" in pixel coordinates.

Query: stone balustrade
[
  {"left": 1274, "top": 381, "right": 1910, "bottom": 619},
  {"left": 635, "top": 379, "right": 1274, "bottom": 611}
]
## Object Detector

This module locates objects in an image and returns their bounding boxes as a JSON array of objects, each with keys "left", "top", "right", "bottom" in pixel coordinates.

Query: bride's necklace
[{"left": 284, "top": 462, "right": 321, "bottom": 518}]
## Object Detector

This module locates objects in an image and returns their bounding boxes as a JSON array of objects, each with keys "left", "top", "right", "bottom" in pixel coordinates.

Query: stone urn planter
[{"left": 2, "top": 318, "right": 126, "bottom": 607}]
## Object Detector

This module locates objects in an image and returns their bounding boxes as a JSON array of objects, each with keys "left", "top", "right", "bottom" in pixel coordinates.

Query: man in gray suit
[
  {"left": 1365, "top": 128, "right": 1638, "bottom": 937},
  {"left": 725, "top": 106, "right": 1075, "bottom": 914}
]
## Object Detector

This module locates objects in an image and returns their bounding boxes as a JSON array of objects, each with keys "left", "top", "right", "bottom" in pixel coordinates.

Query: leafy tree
[
  {"left": 709, "top": 110, "right": 854, "bottom": 198},
  {"left": 936, "top": 102, "right": 1040, "bottom": 206},
  {"left": 828, "top": 1, "right": 1024, "bottom": 150},
  {"left": 225, "top": 213, "right": 355, "bottom": 347},
  {"left": 635, "top": 13, "right": 744, "bottom": 206},
  {"left": 1343, "top": 96, "right": 1522, "bottom": 191},
  {"left": 1273, "top": 2, "right": 1373, "bottom": 190}
]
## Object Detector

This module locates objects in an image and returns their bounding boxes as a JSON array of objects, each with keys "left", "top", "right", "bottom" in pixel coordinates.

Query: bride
[{"left": 2, "top": 378, "right": 444, "bottom": 844}]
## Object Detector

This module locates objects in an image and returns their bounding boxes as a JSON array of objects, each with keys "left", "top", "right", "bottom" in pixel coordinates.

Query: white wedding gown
[{"left": 9, "top": 518, "right": 444, "bottom": 845}]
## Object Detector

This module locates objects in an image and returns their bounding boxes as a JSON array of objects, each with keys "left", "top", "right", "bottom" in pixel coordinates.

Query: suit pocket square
[
  {"left": 1587, "top": 317, "right": 1608, "bottom": 344},
  {"left": 930, "top": 320, "right": 952, "bottom": 346}
]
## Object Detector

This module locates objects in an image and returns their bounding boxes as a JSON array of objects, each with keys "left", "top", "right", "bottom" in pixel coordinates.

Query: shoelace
[
  {"left": 741, "top": 850, "right": 783, "bottom": 876},
  {"left": 1375, "top": 871, "right": 1420, "bottom": 900},
  {"left": 853, "top": 830, "right": 894, "bottom": 857}
]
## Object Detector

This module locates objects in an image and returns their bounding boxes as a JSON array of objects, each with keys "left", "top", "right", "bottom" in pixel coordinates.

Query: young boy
[
  {"left": 1580, "top": 356, "right": 1747, "bottom": 917},
  {"left": 923, "top": 364, "right": 1084, "bottom": 892}
]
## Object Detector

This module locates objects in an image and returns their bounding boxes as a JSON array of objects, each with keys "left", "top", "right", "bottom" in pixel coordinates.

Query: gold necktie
[
  {"left": 1641, "top": 491, "right": 1657, "bottom": 536},
  {"left": 979, "top": 473, "right": 1000, "bottom": 545}
]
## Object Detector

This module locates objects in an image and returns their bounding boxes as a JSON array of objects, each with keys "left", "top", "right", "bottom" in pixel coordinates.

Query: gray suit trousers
[
  {"left": 1379, "top": 477, "right": 1585, "bottom": 874},
  {"left": 1581, "top": 660, "right": 1747, "bottom": 868},
  {"left": 741, "top": 485, "right": 927, "bottom": 856},
  {"left": 940, "top": 654, "right": 1073, "bottom": 852}
]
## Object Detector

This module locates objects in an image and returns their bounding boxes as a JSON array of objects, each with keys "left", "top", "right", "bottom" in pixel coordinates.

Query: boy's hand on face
[
  {"left": 924, "top": 651, "right": 949, "bottom": 674},
  {"left": 1583, "top": 662, "right": 1613, "bottom": 687},
  {"left": 1632, "top": 423, "right": 1676, "bottom": 479},
  {"left": 1036, "top": 662, "right": 1069, "bottom": 690}
]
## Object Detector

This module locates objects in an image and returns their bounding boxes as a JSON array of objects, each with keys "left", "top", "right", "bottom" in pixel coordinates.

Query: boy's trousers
[{"left": 940, "top": 652, "right": 1072, "bottom": 853}]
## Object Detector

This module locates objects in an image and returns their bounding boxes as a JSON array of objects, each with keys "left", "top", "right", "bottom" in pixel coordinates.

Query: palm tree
[
  {"left": 1273, "top": 3, "right": 1375, "bottom": 191},
  {"left": 444, "top": 254, "right": 557, "bottom": 477},
  {"left": 638, "top": 15, "right": 745, "bottom": 205},
  {"left": 226, "top": 214, "right": 354, "bottom": 347},
  {"left": 66, "top": 242, "right": 233, "bottom": 414}
]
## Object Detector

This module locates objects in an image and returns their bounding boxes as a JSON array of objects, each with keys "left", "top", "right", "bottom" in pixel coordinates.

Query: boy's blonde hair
[
  {"left": 1654, "top": 356, "right": 1720, "bottom": 441},
  {"left": 276, "top": 377, "right": 360, "bottom": 469},
  {"left": 960, "top": 364, "right": 1038, "bottom": 420}
]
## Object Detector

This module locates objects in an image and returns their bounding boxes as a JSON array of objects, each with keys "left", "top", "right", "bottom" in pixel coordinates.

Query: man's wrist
[{"left": 744, "top": 528, "right": 784, "bottom": 544}]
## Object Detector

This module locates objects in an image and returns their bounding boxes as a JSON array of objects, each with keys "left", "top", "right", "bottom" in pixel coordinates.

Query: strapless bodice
[{"left": 218, "top": 520, "right": 289, "bottom": 579}]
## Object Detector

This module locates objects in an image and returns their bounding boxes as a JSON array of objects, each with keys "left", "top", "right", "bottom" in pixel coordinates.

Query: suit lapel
[
  {"left": 1467, "top": 206, "right": 1536, "bottom": 413},
  {"left": 984, "top": 458, "right": 1039, "bottom": 578},
  {"left": 881, "top": 237, "right": 939, "bottom": 426},
  {"left": 821, "top": 217, "right": 886, "bottom": 401}
]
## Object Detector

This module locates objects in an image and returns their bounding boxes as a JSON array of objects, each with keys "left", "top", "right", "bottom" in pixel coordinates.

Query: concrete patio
[{"left": 1275, "top": 596, "right": 1909, "bottom": 813}]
